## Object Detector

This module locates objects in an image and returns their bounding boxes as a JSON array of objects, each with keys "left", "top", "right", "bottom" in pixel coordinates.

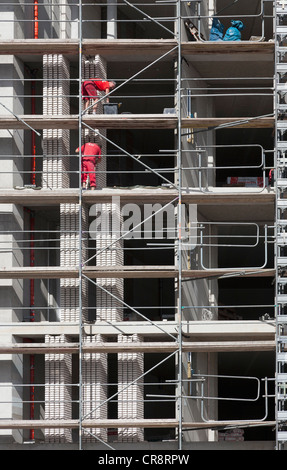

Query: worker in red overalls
[
  {"left": 81, "top": 79, "right": 116, "bottom": 112},
  {"left": 75, "top": 142, "right": 102, "bottom": 190}
]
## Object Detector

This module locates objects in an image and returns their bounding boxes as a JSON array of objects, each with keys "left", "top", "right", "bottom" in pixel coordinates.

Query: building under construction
[{"left": 0, "top": 0, "right": 287, "bottom": 451}]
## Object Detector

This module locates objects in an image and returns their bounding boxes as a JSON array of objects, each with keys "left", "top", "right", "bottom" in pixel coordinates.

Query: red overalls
[
  {"left": 81, "top": 80, "right": 110, "bottom": 101},
  {"left": 77, "top": 142, "right": 101, "bottom": 188}
]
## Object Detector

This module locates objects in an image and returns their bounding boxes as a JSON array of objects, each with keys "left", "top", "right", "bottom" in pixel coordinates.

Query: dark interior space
[
  {"left": 218, "top": 277, "right": 275, "bottom": 321},
  {"left": 107, "top": 129, "right": 175, "bottom": 188},
  {"left": 215, "top": 128, "right": 274, "bottom": 188},
  {"left": 218, "top": 351, "right": 275, "bottom": 441},
  {"left": 101, "top": 3, "right": 175, "bottom": 40},
  {"left": 124, "top": 278, "right": 175, "bottom": 322},
  {"left": 144, "top": 353, "right": 176, "bottom": 442},
  {"left": 217, "top": 225, "right": 274, "bottom": 270},
  {"left": 107, "top": 57, "right": 175, "bottom": 115}
]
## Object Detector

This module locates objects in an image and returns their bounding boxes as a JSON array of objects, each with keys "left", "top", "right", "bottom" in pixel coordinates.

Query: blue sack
[
  {"left": 209, "top": 17, "right": 224, "bottom": 41},
  {"left": 223, "top": 20, "right": 244, "bottom": 41}
]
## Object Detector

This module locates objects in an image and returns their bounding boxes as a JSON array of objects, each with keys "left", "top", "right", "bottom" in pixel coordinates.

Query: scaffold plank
[
  {"left": 0, "top": 39, "right": 273, "bottom": 58},
  {"left": 84, "top": 266, "right": 276, "bottom": 279},
  {"left": 0, "top": 114, "right": 177, "bottom": 130},
  {"left": 83, "top": 39, "right": 178, "bottom": 58},
  {"left": 0, "top": 189, "right": 79, "bottom": 205},
  {"left": 0, "top": 39, "right": 177, "bottom": 57},
  {"left": 0, "top": 188, "right": 275, "bottom": 207},
  {"left": 0, "top": 418, "right": 276, "bottom": 430},
  {"left": 0, "top": 266, "right": 275, "bottom": 279},
  {"left": 0, "top": 340, "right": 275, "bottom": 354},
  {"left": 0, "top": 115, "right": 274, "bottom": 130},
  {"left": 0, "top": 39, "right": 79, "bottom": 55},
  {"left": 0, "top": 267, "right": 78, "bottom": 279},
  {"left": 0, "top": 115, "right": 79, "bottom": 130},
  {"left": 181, "top": 117, "right": 274, "bottom": 129},
  {"left": 181, "top": 41, "right": 275, "bottom": 56}
]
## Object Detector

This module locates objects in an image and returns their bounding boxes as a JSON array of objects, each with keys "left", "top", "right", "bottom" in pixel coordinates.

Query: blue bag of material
[
  {"left": 209, "top": 17, "right": 224, "bottom": 41},
  {"left": 223, "top": 20, "right": 244, "bottom": 41}
]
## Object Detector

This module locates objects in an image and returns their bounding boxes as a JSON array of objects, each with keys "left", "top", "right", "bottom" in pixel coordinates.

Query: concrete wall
[
  {"left": 0, "top": 44, "right": 25, "bottom": 447},
  {"left": 0, "top": 202, "right": 24, "bottom": 445},
  {"left": 180, "top": 0, "right": 216, "bottom": 190},
  {"left": 180, "top": 219, "right": 218, "bottom": 443},
  {"left": 181, "top": 61, "right": 216, "bottom": 190},
  {"left": 0, "top": 2, "right": 27, "bottom": 444},
  {"left": 179, "top": 0, "right": 219, "bottom": 436}
]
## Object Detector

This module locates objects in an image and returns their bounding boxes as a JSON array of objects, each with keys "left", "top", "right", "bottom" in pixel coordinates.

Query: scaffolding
[{"left": 0, "top": 0, "right": 282, "bottom": 451}]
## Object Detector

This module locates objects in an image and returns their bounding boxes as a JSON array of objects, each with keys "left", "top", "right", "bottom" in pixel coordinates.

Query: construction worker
[
  {"left": 75, "top": 141, "right": 102, "bottom": 190},
  {"left": 81, "top": 79, "right": 116, "bottom": 112}
]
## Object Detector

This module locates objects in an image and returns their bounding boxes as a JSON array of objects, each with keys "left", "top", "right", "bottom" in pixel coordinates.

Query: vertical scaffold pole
[
  {"left": 274, "top": 0, "right": 287, "bottom": 450},
  {"left": 78, "top": 0, "right": 84, "bottom": 451},
  {"left": 176, "top": 0, "right": 183, "bottom": 451}
]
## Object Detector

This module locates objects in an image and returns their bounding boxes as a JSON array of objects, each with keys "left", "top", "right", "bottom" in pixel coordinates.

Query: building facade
[{"left": 0, "top": 0, "right": 284, "bottom": 450}]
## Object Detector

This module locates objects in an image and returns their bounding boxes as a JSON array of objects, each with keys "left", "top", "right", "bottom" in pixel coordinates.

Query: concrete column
[
  {"left": 107, "top": 0, "right": 117, "bottom": 39},
  {"left": 0, "top": 53, "right": 25, "bottom": 444}
]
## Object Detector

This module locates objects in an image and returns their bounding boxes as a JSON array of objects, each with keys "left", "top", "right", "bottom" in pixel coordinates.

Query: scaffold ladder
[{"left": 275, "top": 0, "right": 287, "bottom": 450}]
